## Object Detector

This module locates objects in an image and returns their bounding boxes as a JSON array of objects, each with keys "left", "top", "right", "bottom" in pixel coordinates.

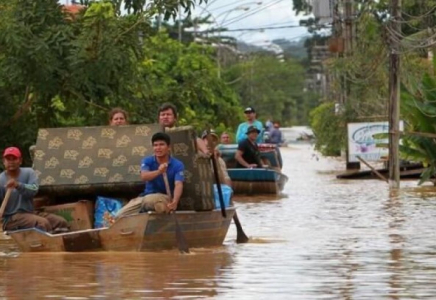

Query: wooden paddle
[
  {"left": 205, "top": 131, "right": 249, "bottom": 243},
  {"left": 162, "top": 172, "right": 189, "bottom": 254},
  {"left": 0, "top": 188, "right": 13, "bottom": 219}
]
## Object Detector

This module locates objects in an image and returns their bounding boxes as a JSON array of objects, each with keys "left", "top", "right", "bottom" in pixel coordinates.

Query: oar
[
  {"left": 206, "top": 131, "right": 249, "bottom": 243},
  {"left": 162, "top": 172, "right": 189, "bottom": 254},
  {"left": 233, "top": 211, "right": 249, "bottom": 243},
  {"left": 0, "top": 188, "right": 13, "bottom": 219}
]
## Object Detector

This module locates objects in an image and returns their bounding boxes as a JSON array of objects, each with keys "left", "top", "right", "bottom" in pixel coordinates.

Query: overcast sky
[
  {"left": 60, "top": 0, "right": 311, "bottom": 45},
  {"left": 191, "top": 0, "right": 310, "bottom": 45}
]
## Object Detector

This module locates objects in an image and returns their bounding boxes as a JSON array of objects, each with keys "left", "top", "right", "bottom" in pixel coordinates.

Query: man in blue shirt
[
  {"left": 235, "top": 107, "right": 264, "bottom": 144},
  {"left": 116, "top": 132, "right": 184, "bottom": 218}
]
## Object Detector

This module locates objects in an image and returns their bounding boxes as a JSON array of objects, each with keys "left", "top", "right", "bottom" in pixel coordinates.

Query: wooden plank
[{"left": 356, "top": 156, "right": 388, "bottom": 183}]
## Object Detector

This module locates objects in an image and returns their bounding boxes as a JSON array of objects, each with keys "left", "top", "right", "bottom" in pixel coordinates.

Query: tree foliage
[
  {"left": 400, "top": 61, "right": 436, "bottom": 184},
  {"left": 309, "top": 102, "right": 344, "bottom": 156},
  {"left": 223, "top": 54, "right": 317, "bottom": 126},
  {"left": 0, "top": 0, "right": 241, "bottom": 165}
]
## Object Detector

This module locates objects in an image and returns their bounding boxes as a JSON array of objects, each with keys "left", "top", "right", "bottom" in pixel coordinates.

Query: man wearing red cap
[{"left": 0, "top": 147, "right": 69, "bottom": 233}]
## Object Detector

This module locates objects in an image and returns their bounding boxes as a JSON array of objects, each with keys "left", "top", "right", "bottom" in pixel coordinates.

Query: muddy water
[{"left": 2, "top": 144, "right": 436, "bottom": 299}]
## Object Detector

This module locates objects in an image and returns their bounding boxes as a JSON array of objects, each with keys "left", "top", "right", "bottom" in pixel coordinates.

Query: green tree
[
  {"left": 224, "top": 53, "right": 315, "bottom": 126},
  {"left": 138, "top": 33, "right": 241, "bottom": 131},
  {"left": 400, "top": 61, "right": 436, "bottom": 184},
  {"left": 0, "top": 0, "right": 235, "bottom": 165}
]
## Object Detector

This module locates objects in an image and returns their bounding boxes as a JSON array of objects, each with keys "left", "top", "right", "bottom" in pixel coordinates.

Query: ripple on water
[{"left": 2, "top": 145, "right": 436, "bottom": 299}]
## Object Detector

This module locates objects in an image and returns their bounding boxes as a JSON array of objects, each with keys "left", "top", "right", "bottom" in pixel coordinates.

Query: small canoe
[
  {"left": 8, "top": 208, "right": 235, "bottom": 252},
  {"left": 228, "top": 168, "right": 288, "bottom": 194},
  {"left": 219, "top": 144, "right": 288, "bottom": 194}
]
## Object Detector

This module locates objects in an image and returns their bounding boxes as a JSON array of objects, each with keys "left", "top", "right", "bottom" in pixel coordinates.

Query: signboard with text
[{"left": 347, "top": 121, "right": 403, "bottom": 163}]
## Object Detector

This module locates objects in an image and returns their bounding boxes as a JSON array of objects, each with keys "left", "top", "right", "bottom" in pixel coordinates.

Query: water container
[
  {"left": 94, "top": 196, "right": 123, "bottom": 228},
  {"left": 213, "top": 184, "right": 233, "bottom": 209}
]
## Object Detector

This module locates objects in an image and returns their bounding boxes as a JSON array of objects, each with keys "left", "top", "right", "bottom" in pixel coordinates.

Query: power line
[
  {"left": 200, "top": 24, "right": 306, "bottom": 33},
  {"left": 221, "top": 0, "right": 285, "bottom": 27}
]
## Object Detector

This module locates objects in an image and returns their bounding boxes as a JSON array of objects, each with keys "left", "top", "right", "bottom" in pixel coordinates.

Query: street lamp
[{"left": 207, "top": 5, "right": 263, "bottom": 78}]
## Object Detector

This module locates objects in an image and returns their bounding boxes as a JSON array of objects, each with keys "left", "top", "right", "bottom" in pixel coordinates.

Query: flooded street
[{"left": 2, "top": 144, "right": 436, "bottom": 299}]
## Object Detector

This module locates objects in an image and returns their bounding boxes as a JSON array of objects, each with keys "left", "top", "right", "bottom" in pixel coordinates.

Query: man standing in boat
[
  {"left": 0, "top": 147, "right": 69, "bottom": 233},
  {"left": 234, "top": 126, "right": 263, "bottom": 169},
  {"left": 116, "top": 132, "right": 184, "bottom": 217},
  {"left": 235, "top": 107, "right": 264, "bottom": 144},
  {"left": 201, "top": 130, "right": 232, "bottom": 187},
  {"left": 158, "top": 102, "right": 209, "bottom": 155}
]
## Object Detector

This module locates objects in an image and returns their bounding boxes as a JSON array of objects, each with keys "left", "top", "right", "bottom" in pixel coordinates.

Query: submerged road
[{"left": 1, "top": 144, "right": 436, "bottom": 299}]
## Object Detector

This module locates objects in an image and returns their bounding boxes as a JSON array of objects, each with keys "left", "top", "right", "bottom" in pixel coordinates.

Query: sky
[
  {"left": 190, "top": 0, "right": 310, "bottom": 46},
  {"left": 60, "top": 0, "right": 311, "bottom": 46}
]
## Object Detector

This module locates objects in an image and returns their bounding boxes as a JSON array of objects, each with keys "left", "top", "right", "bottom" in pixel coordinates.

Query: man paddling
[
  {"left": 0, "top": 147, "right": 69, "bottom": 233},
  {"left": 116, "top": 133, "right": 184, "bottom": 217}
]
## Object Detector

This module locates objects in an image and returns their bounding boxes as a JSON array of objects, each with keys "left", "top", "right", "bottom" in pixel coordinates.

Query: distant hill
[
  {"left": 236, "top": 41, "right": 264, "bottom": 53},
  {"left": 236, "top": 38, "right": 308, "bottom": 60},
  {"left": 272, "top": 38, "right": 308, "bottom": 60}
]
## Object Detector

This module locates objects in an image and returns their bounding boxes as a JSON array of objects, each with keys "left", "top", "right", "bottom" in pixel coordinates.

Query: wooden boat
[
  {"left": 219, "top": 143, "right": 288, "bottom": 194},
  {"left": 7, "top": 125, "right": 238, "bottom": 252},
  {"left": 8, "top": 208, "right": 235, "bottom": 252}
]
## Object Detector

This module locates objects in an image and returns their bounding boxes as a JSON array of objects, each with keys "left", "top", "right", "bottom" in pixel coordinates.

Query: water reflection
[
  {"left": 3, "top": 145, "right": 436, "bottom": 299},
  {"left": 0, "top": 249, "right": 234, "bottom": 299}
]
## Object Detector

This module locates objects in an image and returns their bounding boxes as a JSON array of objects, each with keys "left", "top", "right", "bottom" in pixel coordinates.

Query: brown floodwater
[{"left": 2, "top": 144, "right": 436, "bottom": 299}]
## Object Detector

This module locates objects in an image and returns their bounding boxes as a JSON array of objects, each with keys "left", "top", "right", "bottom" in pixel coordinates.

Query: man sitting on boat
[
  {"left": 116, "top": 132, "right": 184, "bottom": 217},
  {"left": 158, "top": 102, "right": 209, "bottom": 155},
  {"left": 0, "top": 147, "right": 69, "bottom": 233},
  {"left": 220, "top": 132, "right": 232, "bottom": 145},
  {"left": 235, "top": 107, "right": 264, "bottom": 144},
  {"left": 235, "top": 126, "right": 263, "bottom": 169}
]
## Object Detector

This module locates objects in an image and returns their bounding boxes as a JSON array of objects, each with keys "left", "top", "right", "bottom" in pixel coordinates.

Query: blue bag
[
  {"left": 94, "top": 196, "right": 123, "bottom": 228},
  {"left": 213, "top": 184, "right": 233, "bottom": 209}
]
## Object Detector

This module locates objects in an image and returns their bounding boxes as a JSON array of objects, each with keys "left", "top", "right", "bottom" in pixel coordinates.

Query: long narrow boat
[
  {"left": 219, "top": 144, "right": 288, "bottom": 194},
  {"left": 8, "top": 208, "right": 235, "bottom": 252},
  {"left": 227, "top": 168, "right": 288, "bottom": 195},
  {"left": 6, "top": 125, "right": 238, "bottom": 252}
]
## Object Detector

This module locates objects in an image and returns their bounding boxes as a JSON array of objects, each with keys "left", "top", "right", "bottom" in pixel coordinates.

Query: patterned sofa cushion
[
  {"left": 33, "top": 124, "right": 160, "bottom": 199},
  {"left": 166, "top": 126, "right": 215, "bottom": 211}
]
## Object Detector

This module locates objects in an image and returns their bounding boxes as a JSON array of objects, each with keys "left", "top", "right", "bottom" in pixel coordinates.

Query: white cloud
[
  {"left": 193, "top": 0, "right": 309, "bottom": 42},
  {"left": 58, "top": 0, "right": 311, "bottom": 43}
]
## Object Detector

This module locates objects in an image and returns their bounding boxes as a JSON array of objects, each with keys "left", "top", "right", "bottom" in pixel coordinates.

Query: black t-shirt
[{"left": 236, "top": 139, "right": 262, "bottom": 168}]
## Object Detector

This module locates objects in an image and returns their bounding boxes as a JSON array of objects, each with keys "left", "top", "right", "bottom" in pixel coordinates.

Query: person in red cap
[{"left": 0, "top": 147, "right": 69, "bottom": 233}]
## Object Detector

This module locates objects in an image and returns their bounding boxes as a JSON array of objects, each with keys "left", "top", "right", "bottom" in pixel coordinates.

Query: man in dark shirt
[{"left": 235, "top": 126, "right": 263, "bottom": 168}]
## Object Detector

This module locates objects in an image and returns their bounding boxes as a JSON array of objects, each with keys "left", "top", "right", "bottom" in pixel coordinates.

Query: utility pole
[
  {"left": 178, "top": 4, "right": 182, "bottom": 43},
  {"left": 388, "top": 0, "right": 401, "bottom": 188},
  {"left": 342, "top": 0, "right": 360, "bottom": 170}
]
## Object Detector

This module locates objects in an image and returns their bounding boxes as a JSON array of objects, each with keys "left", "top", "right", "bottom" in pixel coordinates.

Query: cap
[
  {"left": 246, "top": 126, "right": 260, "bottom": 135},
  {"left": 201, "top": 130, "right": 219, "bottom": 140},
  {"left": 3, "top": 147, "right": 22, "bottom": 158},
  {"left": 244, "top": 107, "right": 256, "bottom": 113}
]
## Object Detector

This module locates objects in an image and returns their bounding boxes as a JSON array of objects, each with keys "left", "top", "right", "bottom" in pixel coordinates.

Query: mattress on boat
[{"left": 33, "top": 124, "right": 215, "bottom": 211}]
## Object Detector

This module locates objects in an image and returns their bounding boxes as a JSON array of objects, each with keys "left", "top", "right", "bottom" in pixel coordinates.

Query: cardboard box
[{"left": 43, "top": 200, "right": 94, "bottom": 231}]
